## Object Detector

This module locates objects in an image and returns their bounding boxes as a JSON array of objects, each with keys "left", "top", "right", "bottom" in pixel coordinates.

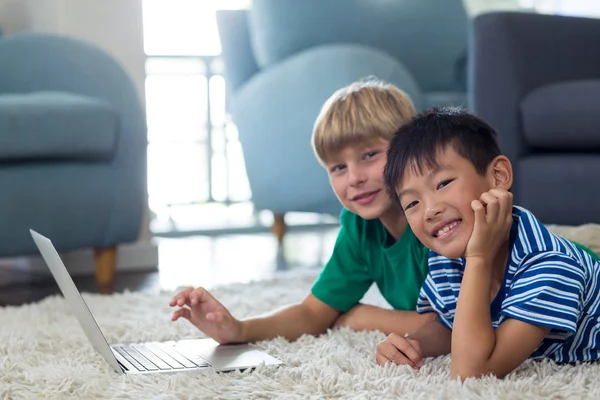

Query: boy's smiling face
[
  {"left": 397, "top": 146, "right": 503, "bottom": 259},
  {"left": 326, "top": 139, "right": 392, "bottom": 220}
]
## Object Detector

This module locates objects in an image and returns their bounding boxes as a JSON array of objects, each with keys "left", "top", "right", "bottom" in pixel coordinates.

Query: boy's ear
[{"left": 489, "top": 155, "right": 513, "bottom": 190}]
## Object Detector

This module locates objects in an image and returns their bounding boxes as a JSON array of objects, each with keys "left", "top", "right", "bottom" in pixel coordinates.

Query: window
[{"left": 142, "top": 0, "right": 254, "bottom": 234}]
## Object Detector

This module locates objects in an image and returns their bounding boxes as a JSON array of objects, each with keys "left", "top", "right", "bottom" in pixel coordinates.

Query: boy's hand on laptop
[
  {"left": 375, "top": 333, "right": 424, "bottom": 370},
  {"left": 170, "top": 287, "right": 243, "bottom": 344},
  {"left": 465, "top": 188, "right": 513, "bottom": 263}
]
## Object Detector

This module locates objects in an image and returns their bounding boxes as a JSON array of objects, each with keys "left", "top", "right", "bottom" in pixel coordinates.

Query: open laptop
[{"left": 30, "top": 229, "right": 282, "bottom": 375}]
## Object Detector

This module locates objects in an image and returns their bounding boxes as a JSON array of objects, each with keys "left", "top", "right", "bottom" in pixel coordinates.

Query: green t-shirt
[{"left": 311, "top": 209, "right": 429, "bottom": 312}]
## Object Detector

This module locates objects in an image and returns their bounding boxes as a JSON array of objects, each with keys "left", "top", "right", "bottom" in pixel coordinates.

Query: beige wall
[
  {"left": 57, "top": 0, "right": 146, "bottom": 105},
  {"left": 0, "top": 0, "right": 146, "bottom": 106},
  {"left": 0, "top": 0, "right": 60, "bottom": 33}
]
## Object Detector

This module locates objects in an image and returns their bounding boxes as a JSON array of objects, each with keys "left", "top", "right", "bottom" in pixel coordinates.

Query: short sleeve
[
  {"left": 416, "top": 274, "right": 454, "bottom": 329},
  {"left": 311, "top": 210, "right": 372, "bottom": 312},
  {"left": 414, "top": 253, "right": 465, "bottom": 329},
  {"left": 416, "top": 286, "right": 434, "bottom": 314},
  {"left": 501, "top": 253, "right": 586, "bottom": 334}
]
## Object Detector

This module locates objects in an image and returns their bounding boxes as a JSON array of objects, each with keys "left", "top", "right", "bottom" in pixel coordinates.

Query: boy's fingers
[
  {"left": 375, "top": 352, "right": 392, "bottom": 366},
  {"left": 379, "top": 347, "right": 416, "bottom": 369},
  {"left": 471, "top": 199, "right": 485, "bottom": 227},
  {"left": 377, "top": 335, "right": 420, "bottom": 368},
  {"left": 376, "top": 343, "right": 401, "bottom": 366},
  {"left": 170, "top": 287, "right": 194, "bottom": 307},
  {"left": 171, "top": 308, "right": 191, "bottom": 321},
  {"left": 480, "top": 192, "right": 499, "bottom": 222},
  {"left": 490, "top": 188, "right": 513, "bottom": 223},
  {"left": 471, "top": 199, "right": 484, "bottom": 211},
  {"left": 169, "top": 288, "right": 187, "bottom": 306},
  {"left": 189, "top": 288, "right": 201, "bottom": 306},
  {"left": 504, "top": 191, "right": 514, "bottom": 225},
  {"left": 189, "top": 287, "right": 211, "bottom": 307},
  {"left": 386, "top": 333, "right": 423, "bottom": 366},
  {"left": 391, "top": 341, "right": 422, "bottom": 367},
  {"left": 488, "top": 188, "right": 508, "bottom": 200}
]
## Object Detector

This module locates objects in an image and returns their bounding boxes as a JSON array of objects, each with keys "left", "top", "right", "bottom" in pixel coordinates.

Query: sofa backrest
[{"left": 247, "top": 0, "right": 469, "bottom": 92}]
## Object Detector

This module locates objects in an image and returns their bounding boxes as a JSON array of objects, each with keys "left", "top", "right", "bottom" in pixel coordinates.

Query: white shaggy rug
[{"left": 2, "top": 270, "right": 600, "bottom": 400}]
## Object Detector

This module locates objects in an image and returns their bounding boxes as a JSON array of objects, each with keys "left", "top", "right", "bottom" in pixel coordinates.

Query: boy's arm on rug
[
  {"left": 451, "top": 257, "right": 550, "bottom": 380},
  {"left": 376, "top": 316, "right": 452, "bottom": 368},
  {"left": 334, "top": 304, "right": 436, "bottom": 335},
  {"left": 170, "top": 288, "right": 340, "bottom": 343},
  {"left": 240, "top": 293, "right": 340, "bottom": 342}
]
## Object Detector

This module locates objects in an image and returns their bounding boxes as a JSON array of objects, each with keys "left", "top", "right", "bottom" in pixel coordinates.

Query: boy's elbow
[
  {"left": 450, "top": 362, "right": 507, "bottom": 381},
  {"left": 450, "top": 365, "right": 482, "bottom": 381}
]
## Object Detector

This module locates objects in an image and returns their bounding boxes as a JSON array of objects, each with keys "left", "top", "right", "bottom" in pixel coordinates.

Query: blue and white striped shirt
[{"left": 417, "top": 206, "right": 600, "bottom": 363}]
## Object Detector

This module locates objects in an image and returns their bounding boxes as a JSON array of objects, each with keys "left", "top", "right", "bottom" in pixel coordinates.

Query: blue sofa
[
  {"left": 216, "top": 0, "right": 469, "bottom": 238},
  {"left": 470, "top": 12, "right": 600, "bottom": 225},
  {"left": 0, "top": 33, "right": 147, "bottom": 286}
]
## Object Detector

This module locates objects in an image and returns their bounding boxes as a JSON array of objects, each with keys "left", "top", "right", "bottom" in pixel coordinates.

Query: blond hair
[{"left": 312, "top": 80, "right": 416, "bottom": 165}]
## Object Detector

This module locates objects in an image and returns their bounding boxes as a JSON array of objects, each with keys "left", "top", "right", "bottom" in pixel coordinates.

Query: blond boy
[{"left": 169, "top": 80, "right": 433, "bottom": 343}]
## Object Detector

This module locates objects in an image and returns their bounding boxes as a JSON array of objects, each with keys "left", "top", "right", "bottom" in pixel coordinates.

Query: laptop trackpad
[{"left": 175, "top": 339, "right": 282, "bottom": 371}]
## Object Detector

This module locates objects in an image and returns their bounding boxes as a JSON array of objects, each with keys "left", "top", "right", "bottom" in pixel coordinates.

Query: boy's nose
[
  {"left": 425, "top": 202, "right": 444, "bottom": 221},
  {"left": 348, "top": 169, "right": 366, "bottom": 186}
]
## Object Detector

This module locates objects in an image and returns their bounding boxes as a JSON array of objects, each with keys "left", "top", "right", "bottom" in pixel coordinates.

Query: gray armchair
[
  {"left": 0, "top": 33, "right": 147, "bottom": 288},
  {"left": 470, "top": 12, "right": 600, "bottom": 225}
]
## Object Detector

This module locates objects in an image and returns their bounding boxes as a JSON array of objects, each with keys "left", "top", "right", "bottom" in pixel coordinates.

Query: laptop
[{"left": 30, "top": 229, "right": 283, "bottom": 375}]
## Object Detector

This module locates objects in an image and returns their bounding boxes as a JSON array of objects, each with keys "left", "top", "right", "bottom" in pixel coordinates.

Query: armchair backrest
[
  {"left": 215, "top": 10, "right": 259, "bottom": 93},
  {"left": 470, "top": 12, "right": 600, "bottom": 161},
  {"left": 246, "top": 0, "right": 469, "bottom": 93}
]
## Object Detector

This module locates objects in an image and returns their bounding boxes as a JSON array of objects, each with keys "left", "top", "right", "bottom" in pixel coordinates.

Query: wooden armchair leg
[
  {"left": 94, "top": 246, "right": 117, "bottom": 293},
  {"left": 272, "top": 213, "right": 286, "bottom": 245}
]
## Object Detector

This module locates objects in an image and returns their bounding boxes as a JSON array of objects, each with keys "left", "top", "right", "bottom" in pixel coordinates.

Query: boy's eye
[
  {"left": 437, "top": 179, "right": 454, "bottom": 190},
  {"left": 330, "top": 164, "right": 346, "bottom": 173},
  {"left": 363, "top": 151, "right": 378, "bottom": 160},
  {"left": 404, "top": 201, "right": 418, "bottom": 211}
]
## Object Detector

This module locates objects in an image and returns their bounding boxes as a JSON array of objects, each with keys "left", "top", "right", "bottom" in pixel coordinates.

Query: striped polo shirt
[{"left": 417, "top": 206, "right": 600, "bottom": 363}]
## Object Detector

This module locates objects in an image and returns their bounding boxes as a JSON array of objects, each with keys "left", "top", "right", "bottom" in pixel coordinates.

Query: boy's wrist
[
  {"left": 464, "top": 255, "right": 493, "bottom": 269},
  {"left": 238, "top": 319, "right": 249, "bottom": 343}
]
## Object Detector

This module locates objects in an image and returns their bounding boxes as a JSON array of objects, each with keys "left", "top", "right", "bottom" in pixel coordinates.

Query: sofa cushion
[
  {"left": 520, "top": 80, "right": 600, "bottom": 150},
  {"left": 0, "top": 91, "right": 119, "bottom": 162},
  {"left": 517, "top": 155, "right": 600, "bottom": 225}
]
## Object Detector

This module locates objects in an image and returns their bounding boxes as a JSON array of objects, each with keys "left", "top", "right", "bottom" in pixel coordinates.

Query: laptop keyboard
[{"left": 113, "top": 343, "right": 210, "bottom": 372}]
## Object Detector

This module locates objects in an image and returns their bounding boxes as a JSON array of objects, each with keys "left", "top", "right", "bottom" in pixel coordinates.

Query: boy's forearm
[
  {"left": 451, "top": 257, "right": 496, "bottom": 376},
  {"left": 241, "top": 302, "right": 339, "bottom": 343},
  {"left": 352, "top": 305, "right": 436, "bottom": 336}
]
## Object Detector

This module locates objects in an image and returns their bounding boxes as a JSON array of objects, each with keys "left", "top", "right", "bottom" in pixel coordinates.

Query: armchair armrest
[{"left": 470, "top": 12, "right": 600, "bottom": 161}]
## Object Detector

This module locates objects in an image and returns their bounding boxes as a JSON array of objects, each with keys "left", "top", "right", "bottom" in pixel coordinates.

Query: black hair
[{"left": 383, "top": 107, "right": 502, "bottom": 207}]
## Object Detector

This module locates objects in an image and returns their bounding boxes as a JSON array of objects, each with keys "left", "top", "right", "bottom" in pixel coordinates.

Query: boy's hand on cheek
[{"left": 465, "top": 188, "right": 513, "bottom": 263}]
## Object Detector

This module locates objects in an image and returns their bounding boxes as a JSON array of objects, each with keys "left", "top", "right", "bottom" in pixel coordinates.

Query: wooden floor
[{"left": 0, "top": 227, "right": 338, "bottom": 307}]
